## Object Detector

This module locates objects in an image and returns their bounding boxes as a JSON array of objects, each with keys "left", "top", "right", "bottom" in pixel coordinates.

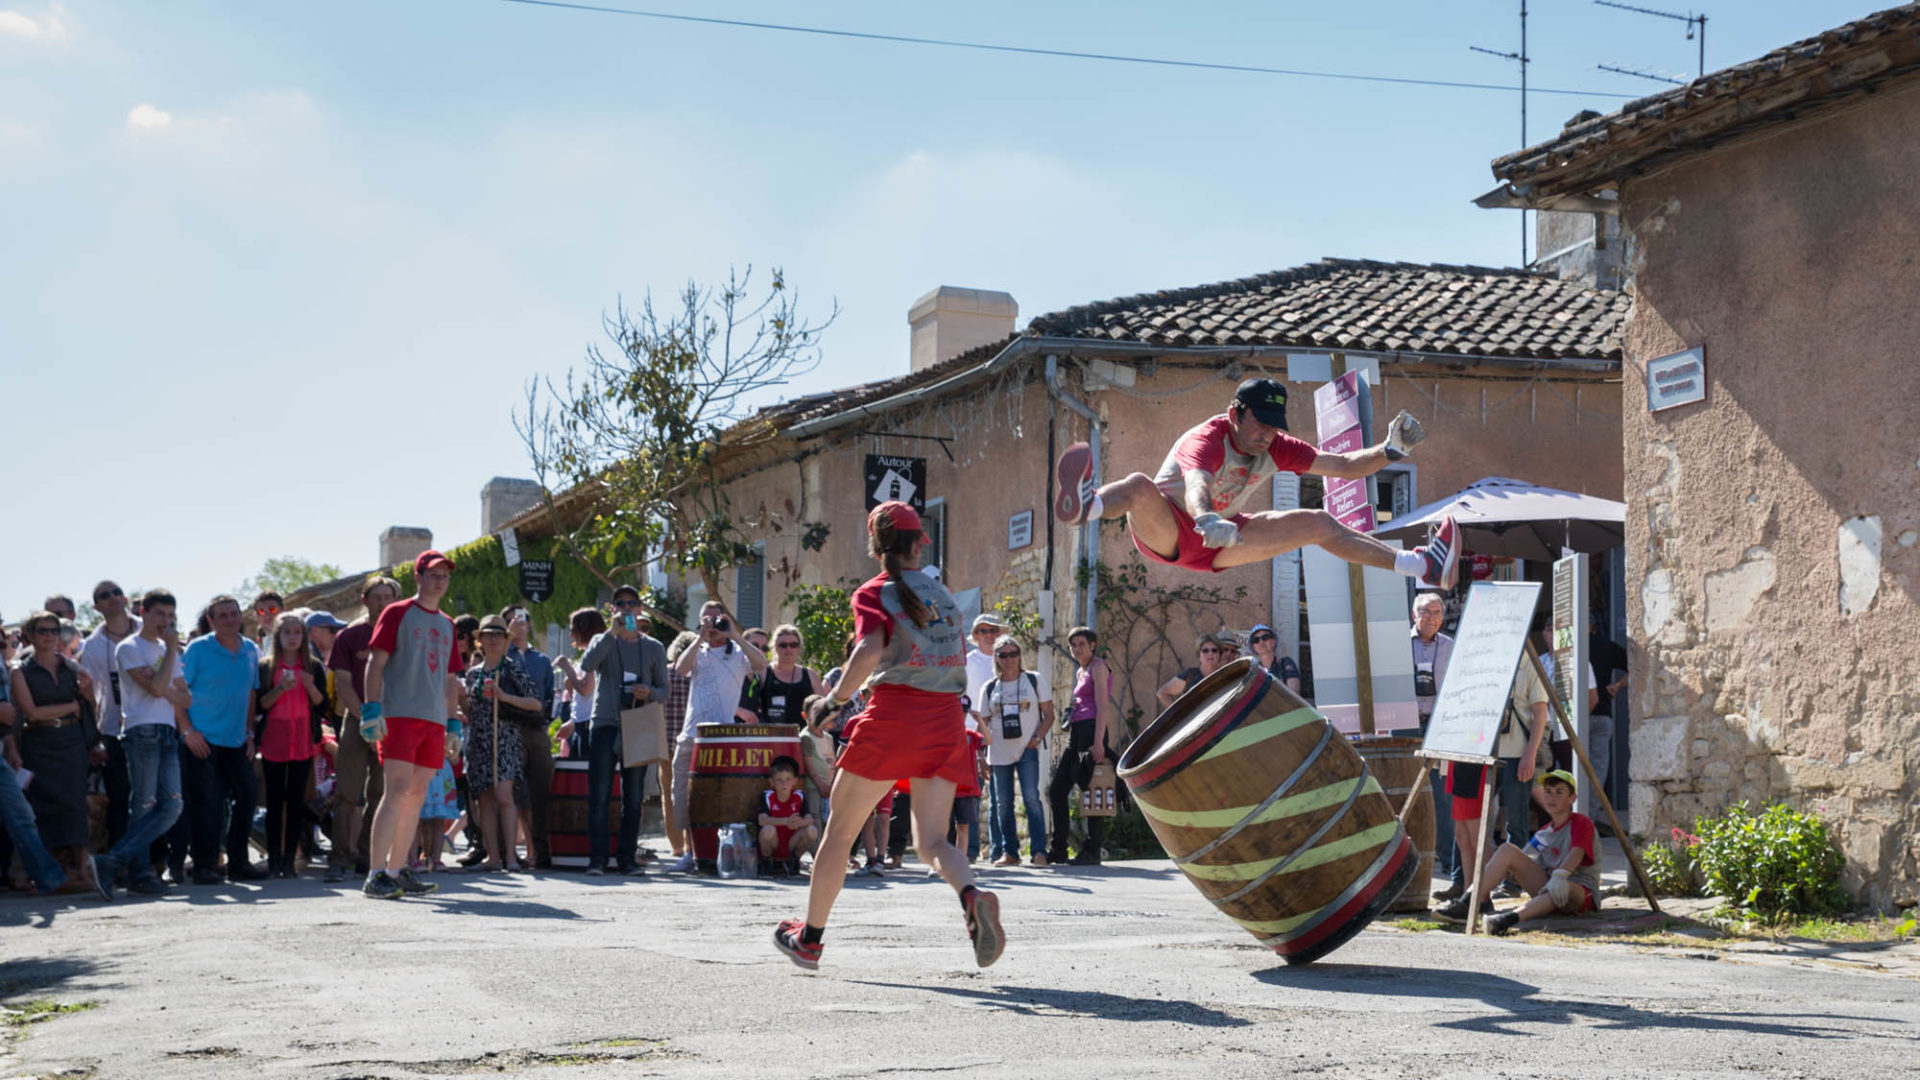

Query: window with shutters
[{"left": 734, "top": 543, "right": 765, "bottom": 628}]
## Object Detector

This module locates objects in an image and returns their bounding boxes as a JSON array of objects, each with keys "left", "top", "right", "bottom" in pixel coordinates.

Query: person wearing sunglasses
[
  {"left": 499, "top": 605, "right": 557, "bottom": 869},
  {"left": 77, "top": 581, "right": 140, "bottom": 852},
  {"left": 979, "top": 636, "right": 1054, "bottom": 868},
  {"left": 1155, "top": 632, "right": 1237, "bottom": 711},
  {"left": 562, "top": 585, "right": 668, "bottom": 875},
  {"left": 1246, "top": 623, "right": 1304, "bottom": 698},
  {"left": 8, "top": 611, "right": 100, "bottom": 894},
  {"left": 250, "top": 592, "right": 284, "bottom": 649}
]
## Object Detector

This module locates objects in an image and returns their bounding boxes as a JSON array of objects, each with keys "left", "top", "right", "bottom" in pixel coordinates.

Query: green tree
[
  {"left": 516, "top": 267, "right": 835, "bottom": 628},
  {"left": 784, "top": 582, "right": 856, "bottom": 672},
  {"left": 237, "top": 556, "right": 344, "bottom": 602}
]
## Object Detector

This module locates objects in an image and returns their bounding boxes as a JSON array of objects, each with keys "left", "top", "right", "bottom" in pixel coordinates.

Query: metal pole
[{"left": 1520, "top": 0, "right": 1529, "bottom": 266}]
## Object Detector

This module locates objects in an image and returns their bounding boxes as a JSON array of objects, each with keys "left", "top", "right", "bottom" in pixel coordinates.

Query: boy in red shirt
[
  {"left": 758, "top": 756, "right": 818, "bottom": 875},
  {"left": 1437, "top": 769, "right": 1602, "bottom": 934}
]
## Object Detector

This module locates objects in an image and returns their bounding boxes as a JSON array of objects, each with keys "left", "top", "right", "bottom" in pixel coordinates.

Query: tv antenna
[
  {"left": 1472, "top": 1, "right": 1530, "bottom": 265},
  {"left": 1594, "top": 0, "right": 1707, "bottom": 79},
  {"left": 1596, "top": 63, "right": 1685, "bottom": 86}
]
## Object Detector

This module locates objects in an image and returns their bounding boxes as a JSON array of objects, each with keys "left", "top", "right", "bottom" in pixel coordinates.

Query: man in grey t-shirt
[{"left": 572, "top": 585, "right": 667, "bottom": 875}]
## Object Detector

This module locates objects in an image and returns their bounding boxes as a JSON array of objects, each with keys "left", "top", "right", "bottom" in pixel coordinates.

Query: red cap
[
  {"left": 414, "top": 549, "right": 455, "bottom": 576},
  {"left": 868, "top": 500, "right": 922, "bottom": 536}
]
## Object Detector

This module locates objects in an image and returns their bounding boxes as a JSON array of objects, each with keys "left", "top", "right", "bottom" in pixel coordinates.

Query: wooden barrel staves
[
  {"left": 1117, "top": 658, "right": 1416, "bottom": 965},
  {"left": 689, "top": 723, "right": 802, "bottom": 872},
  {"left": 1351, "top": 735, "right": 1435, "bottom": 914}
]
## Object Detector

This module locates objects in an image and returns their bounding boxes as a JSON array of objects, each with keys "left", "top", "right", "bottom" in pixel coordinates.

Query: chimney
[
  {"left": 379, "top": 526, "right": 433, "bottom": 571},
  {"left": 481, "top": 477, "right": 545, "bottom": 535},
  {"left": 908, "top": 286, "right": 1017, "bottom": 374}
]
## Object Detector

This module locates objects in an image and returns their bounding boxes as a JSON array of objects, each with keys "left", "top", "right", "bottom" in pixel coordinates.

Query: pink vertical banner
[{"left": 1313, "top": 371, "right": 1375, "bottom": 534}]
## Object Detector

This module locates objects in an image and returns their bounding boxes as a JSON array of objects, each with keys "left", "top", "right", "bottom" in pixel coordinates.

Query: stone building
[
  {"left": 1486, "top": 5, "right": 1920, "bottom": 906},
  {"left": 703, "top": 263, "right": 1629, "bottom": 727}
]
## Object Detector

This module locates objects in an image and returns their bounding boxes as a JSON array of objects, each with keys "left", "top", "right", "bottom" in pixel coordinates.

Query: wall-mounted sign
[
  {"left": 1313, "top": 370, "right": 1377, "bottom": 533},
  {"left": 1646, "top": 347, "right": 1706, "bottom": 412},
  {"left": 498, "top": 527, "right": 521, "bottom": 568},
  {"left": 864, "top": 454, "right": 926, "bottom": 513},
  {"left": 1008, "top": 510, "right": 1033, "bottom": 550},
  {"left": 517, "top": 559, "right": 555, "bottom": 604}
]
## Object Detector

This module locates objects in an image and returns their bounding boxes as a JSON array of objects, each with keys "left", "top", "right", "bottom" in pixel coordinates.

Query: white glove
[
  {"left": 1383, "top": 410, "right": 1427, "bottom": 461},
  {"left": 1547, "top": 867, "right": 1574, "bottom": 909},
  {"left": 1192, "top": 513, "right": 1241, "bottom": 549}
]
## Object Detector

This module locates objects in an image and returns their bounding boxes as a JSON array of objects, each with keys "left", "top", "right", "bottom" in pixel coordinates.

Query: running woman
[
  {"left": 359, "top": 550, "right": 466, "bottom": 899},
  {"left": 774, "top": 501, "right": 1005, "bottom": 971},
  {"left": 1053, "top": 378, "right": 1460, "bottom": 588}
]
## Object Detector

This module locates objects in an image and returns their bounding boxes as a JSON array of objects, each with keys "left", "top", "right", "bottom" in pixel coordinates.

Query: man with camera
[
  {"left": 560, "top": 585, "right": 668, "bottom": 875},
  {"left": 667, "top": 601, "right": 767, "bottom": 873}
]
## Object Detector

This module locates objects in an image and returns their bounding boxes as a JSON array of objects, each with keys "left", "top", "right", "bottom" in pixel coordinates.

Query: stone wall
[{"left": 1619, "top": 82, "right": 1920, "bottom": 908}]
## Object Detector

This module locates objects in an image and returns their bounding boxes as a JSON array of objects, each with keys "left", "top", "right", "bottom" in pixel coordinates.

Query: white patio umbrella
[{"left": 1374, "top": 476, "right": 1625, "bottom": 561}]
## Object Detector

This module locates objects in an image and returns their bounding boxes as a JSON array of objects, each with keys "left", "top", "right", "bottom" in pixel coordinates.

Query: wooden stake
[
  {"left": 1465, "top": 762, "right": 1497, "bottom": 935},
  {"left": 1523, "top": 639, "right": 1662, "bottom": 915},
  {"left": 1348, "top": 564, "right": 1376, "bottom": 734}
]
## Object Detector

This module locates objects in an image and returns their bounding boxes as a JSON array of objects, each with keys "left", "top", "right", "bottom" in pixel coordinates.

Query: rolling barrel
[
  {"left": 1117, "top": 658, "right": 1415, "bottom": 965},
  {"left": 1351, "top": 735, "right": 1435, "bottom": 913},
  {"left": 689, "top": 723, "right": 802, "bottom": 873}
]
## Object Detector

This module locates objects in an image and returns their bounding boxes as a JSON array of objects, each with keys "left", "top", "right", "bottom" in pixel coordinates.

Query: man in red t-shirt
[
  {"left": 358, "top": 551, "right": 466, "bottom": 900},
  {"left": 1053, "top": 378, "right": 1459, "bottom": 587}
]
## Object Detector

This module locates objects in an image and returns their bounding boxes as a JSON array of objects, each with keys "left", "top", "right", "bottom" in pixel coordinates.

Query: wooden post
[
  {"left": 1523, "top": 640, "right": 1662, "bottom": 915},
  {"left": 1465, "top": 763, "right": 1497, "bottom": 935},
  {"left": 1333, "top": 353, "right": 1377, "bottom": 735}
]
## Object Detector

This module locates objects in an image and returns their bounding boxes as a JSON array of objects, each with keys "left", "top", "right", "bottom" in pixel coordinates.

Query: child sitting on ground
[
  {"left": 1436, "top": 769, "right": 1601, "bottom": 934},
  {"left": 758, "top": 756, "right": 819, "bottom": 876}
]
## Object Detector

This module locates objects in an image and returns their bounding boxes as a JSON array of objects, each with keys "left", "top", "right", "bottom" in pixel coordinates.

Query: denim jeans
[
  {"left": 106, "top": 725, "right": 185, "bottom": 882},
  {"left": 1428, "top": 762, "right": 1457, "bottom": 879},
  {"left": 1495, "top": 757, "right": 1533, "bottom": 848},
  {"left": 183, "top": 742, "right": 256, "bottom": 872},
  {"left": 586, "top": 726, "right": 644, "bottom": 869},
  {"left": 0, "top": 754, "right": 65, "bottom": 892},
  {"left": 990, "top": 749, "right": 1047, "bottom": 860}
]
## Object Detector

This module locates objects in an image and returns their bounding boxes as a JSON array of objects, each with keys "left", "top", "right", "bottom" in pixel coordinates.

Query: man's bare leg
[
  {"left": 1213, "top": 509, "right": 1397, "bottom": 571},
  {"left": 1083, "top": 473, "right": 1183, "bottom": 557}
]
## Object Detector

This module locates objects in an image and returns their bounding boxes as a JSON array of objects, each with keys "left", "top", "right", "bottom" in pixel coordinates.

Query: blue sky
[{"left": 0, "top": 0, "right": 1867, "bottom": 619}]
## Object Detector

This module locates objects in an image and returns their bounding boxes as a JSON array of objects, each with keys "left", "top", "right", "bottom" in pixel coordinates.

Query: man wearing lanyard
[
  {"left": 1410, "top": 591, "right": 1461, "bottom": 900},
  {"left": 503, "top": 605, "right": 557, "bottom": 869}
]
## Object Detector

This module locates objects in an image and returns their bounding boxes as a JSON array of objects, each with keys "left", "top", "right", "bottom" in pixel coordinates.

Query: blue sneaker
[{"left": 89, "top": 855, "right": 116, "bottom": 902}]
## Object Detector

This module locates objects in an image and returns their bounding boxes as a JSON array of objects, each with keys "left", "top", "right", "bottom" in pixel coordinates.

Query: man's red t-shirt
[{"left": 1153, "top": 414, "right": 1318, "bottom": 516}]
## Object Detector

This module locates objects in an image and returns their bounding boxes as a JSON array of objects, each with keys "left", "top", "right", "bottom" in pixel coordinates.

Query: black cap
[{"left": 1233, "top": 378, "right": 1289, "bottom": 430}]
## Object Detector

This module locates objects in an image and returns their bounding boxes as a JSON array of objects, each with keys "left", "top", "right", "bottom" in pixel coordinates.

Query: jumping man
[{"left": 1053, "top": 378, "right": 1459, "bottom": 587}]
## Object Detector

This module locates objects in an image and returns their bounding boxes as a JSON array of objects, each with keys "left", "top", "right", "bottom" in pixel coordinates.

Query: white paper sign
[
  {"left": 498, "top": 528, "right": 521, "bottom": 568},
  {"left": 1421, "top": 581, "right": 1542, "bottom": 763},
  {"left": 1302, "top": 543, "right": 1419, "bottom": 733}
]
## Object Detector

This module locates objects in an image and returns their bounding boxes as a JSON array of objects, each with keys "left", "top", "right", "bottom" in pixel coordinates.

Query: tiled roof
[
  {"left": 1492, "top": 4, "right": 1920, "bottom": 198},
  {"left": 1026, "top": 258, "right": 1628, "bottom": 361}
]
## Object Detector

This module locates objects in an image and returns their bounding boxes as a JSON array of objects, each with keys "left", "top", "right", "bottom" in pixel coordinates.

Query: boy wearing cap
[
  {"left": 1436, "top": 769, "right": 1601, "bottom": 934},
  {"left": 1053, "top": 378, "right": 1460, "bottom": 589},
  {"left": 359, "top": 550, "right": 466, "bottom": 899}
]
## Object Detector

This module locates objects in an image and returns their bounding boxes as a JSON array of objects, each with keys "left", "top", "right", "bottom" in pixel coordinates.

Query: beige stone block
[
  {"left": 1838, "top": 516, "right": 1882, "bottom": 617},
  {"left": 1629, "top": 782, "right": 1661, "bottom": 836},
  {"left": 1704, "top": 546, "right": 1776, "bottom": 632},
  {"left": 1634, "top": 715, "right": 1692, "bottom": 780},
  {"left": 1779, "top": 755, "right": 1845, "bottom": 792}
]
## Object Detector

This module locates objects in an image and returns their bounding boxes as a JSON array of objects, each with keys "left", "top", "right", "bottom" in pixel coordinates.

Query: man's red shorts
[
  {"left": 1131, "top": 490, "right": 1252, "bottom": 574},
  {"left": 836, "top": 686, "right": 973, "bottom": 787},
  {"left": 379, "top": 716, "right": 446, "bottom": 770}
]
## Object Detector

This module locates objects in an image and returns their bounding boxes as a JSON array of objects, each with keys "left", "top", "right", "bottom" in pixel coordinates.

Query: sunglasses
[
  {"left": 1249, "top": 634, "right": 1275, "bottom": 644},
  {"left": 95, "top": 588, "right": 124, "bottom": 602},
  {"left": 612, "top": 599, "right": 640, "bottom": 609},
  {"left": 31, "top": 625, "right": 60, "bottom": 636},
  {"left": 995, "top": 651, "right": 1020, "bottom": 659},
  {"left": 1199, "top": 647, "right": 1223, "bottom": 655},
  {"left": 776, "top": 640, "right": 800, "bottom": 649},
  {"left": 479, "top": 628, "right": 507, "bottom": 637}
]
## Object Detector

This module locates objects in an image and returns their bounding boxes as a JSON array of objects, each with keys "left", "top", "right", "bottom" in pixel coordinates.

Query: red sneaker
[
  {"left": 773, "top": 918, "right": 822, "bottom": 970},
  {"left": 962, "top": 888, "right": 1006, "bottom": 968},
  {"left": 1052, "top": 443, "right": 1095, "bottom": 524},
  {"left": 1417, "top": 515, "right": 1462, "bottom": 590}
]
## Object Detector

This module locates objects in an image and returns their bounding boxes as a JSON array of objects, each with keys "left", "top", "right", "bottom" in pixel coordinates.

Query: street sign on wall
[
  {"left": 517, "top": 559, "right": 555, "bottom": 604},
  {"left": 1646, "top": 347, "right": 1707, "bottom": 412},
  {"left": 1313, "top": 370, "right": 1377, "bottom": 533}
]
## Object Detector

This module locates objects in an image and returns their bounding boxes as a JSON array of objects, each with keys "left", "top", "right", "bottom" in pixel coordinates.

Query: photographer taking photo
[{"left": 666, "top": 601, "right": 767, "bottom": 872}]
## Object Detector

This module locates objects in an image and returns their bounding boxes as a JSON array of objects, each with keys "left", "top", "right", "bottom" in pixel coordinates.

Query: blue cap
[
  {"left": 305, "top": 611, "right": 349, "bottom": 632},
  {"left": 1249, "top": 623, "right": 1275, "bottom": 637}
]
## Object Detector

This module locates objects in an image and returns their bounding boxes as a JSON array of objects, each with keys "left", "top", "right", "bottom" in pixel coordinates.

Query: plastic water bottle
[{"left": 718, "top": 824, "right": 758, "bottom": 879}]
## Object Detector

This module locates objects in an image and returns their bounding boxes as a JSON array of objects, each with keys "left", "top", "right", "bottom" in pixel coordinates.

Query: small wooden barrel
[
  {"left": 1351, "top": 735, "right": 1435, "bottom": 913},
  {"left": 547, "top": 759, "right": 622, "bottom": 869},
  {"left": 689, "top": 723, "right": 802, "bottom": 870},
  {"left": 1117, "top": 658, "right": 1415, "bottom": 965}
]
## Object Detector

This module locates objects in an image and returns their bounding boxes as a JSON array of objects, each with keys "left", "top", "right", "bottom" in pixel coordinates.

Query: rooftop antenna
[
  {"left": 1596, "top": 62, "right": 1686, "bottom": 86},
  {"left": 1594, "top": 0, "right": 1707, "bottom": 80},
  {"left": 1472, "top": 1, "right": 1530, "bottom": 266}
]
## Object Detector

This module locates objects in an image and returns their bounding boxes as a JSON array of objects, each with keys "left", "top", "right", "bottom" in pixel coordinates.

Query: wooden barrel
[
  {"left": 689, "top": 723, "right": 802, "bottom": 870},
  {"left": 1351, "top": 735, "right": 1435, "bottom": 913},
  {"left": 1117, "top": 658, "right": 1415, "bottom": 965},
  {"left": 547, "top": 759, "right": 621, "bottom": 870}
]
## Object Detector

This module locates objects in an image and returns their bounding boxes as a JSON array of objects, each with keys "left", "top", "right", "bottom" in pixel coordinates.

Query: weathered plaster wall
[{"left": 1619, "top": 83, "right": 1920, "bottom": 907}]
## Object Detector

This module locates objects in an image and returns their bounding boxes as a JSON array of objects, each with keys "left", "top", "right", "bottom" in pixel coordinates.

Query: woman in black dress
[{"left": 9, "top": 611, "right": 100, "bottom": 882}]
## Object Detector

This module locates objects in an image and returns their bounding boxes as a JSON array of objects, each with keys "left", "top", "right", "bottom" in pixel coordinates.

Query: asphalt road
[{"left": 5, "top": 858, "right": 1919, "bottom": 1080}]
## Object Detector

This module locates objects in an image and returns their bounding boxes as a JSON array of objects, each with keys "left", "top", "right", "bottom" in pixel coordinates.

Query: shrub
[
  {"left": 1690, "top": 803, "right": 1848, "bottom": 919},
  {"left": 1635, "top": 829, "right": 1699, "bottom": 897}
]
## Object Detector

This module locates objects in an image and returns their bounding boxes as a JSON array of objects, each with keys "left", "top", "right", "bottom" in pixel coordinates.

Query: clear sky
[{"left": 0, "top": 0, "right": 1869, "bottom": 620}]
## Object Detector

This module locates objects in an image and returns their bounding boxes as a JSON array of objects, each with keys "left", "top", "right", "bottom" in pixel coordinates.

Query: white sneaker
[{"left": 668, "top": 853, "right": 696, "bottom": 874}]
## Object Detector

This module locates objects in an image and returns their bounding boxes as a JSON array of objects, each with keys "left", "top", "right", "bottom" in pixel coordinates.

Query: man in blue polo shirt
[{"left": 181, "top": 595, "right": 266, "bottom": 883}]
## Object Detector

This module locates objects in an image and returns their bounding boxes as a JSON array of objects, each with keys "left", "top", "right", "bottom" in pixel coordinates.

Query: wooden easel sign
[{"left": 1418, "top": 580, "right": 1541, "bottom": 934}]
